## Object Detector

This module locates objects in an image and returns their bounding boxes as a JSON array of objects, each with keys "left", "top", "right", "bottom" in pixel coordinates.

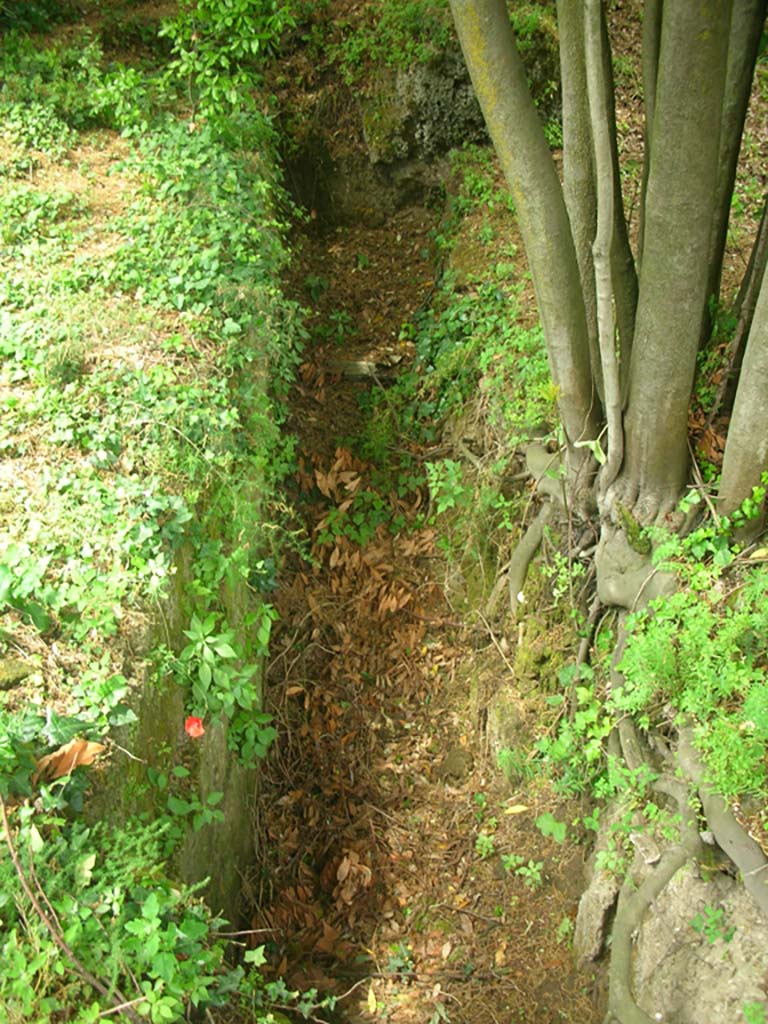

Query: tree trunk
[
  {"left": 717, "top": 262, "right": 768, "bottom": 524},
  {"left": 709, "top": 192, "right": 768, "bottom": 423},
  {"left": 637, "top": 0, "right": 663, "bottom": 270},
  {"left": 601, "top": 8, "right": 638, "bottom": 402},
  {"left": 617, "top": 1, "right": 734, "bottom": 520},
  {"left": 448, "top": 0, "right": 600, "bottom": 480},
  {"left": 704, "top": 0, "right": 767, "bottom": 312},
  {"left": 557, "top": 0, "right": 601, "bottom": 402},
  {"left": 585, "top": 0, "right": 623, "bottom": 490}
]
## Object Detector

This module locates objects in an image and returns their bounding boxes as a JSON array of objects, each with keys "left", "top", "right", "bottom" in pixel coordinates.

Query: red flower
[{"left": 185, "top": 716, "right": 205, "bottom": 738}]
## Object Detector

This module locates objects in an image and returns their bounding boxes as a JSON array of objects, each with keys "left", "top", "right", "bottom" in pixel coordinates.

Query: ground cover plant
[
  {"left": 3, "top": 2, "right": 768, "bottom": 1022},
  {"left": 0, "top": 3, "right": 315, "bottom": 1019}
]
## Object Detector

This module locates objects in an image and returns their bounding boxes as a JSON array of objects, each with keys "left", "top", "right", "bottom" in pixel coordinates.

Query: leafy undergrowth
[{"left": 0, "top": 10, "right": 309, "bottom": 1021}]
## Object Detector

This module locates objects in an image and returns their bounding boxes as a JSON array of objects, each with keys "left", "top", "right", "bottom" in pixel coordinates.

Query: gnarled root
[
  {"left": 484, "top": 501, "right": 553, "bottom": 618},
  {"left": 603, "top": 775, "right": 703, "bottom": 1024},
  {"left": 506, "top": 501, "right": 553, "bottom": 617},
  {"left": 678, "top": 725, "right": 768, "bottom": 918}
]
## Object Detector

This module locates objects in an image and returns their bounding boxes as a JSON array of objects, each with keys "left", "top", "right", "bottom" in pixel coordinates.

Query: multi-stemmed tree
[
  {"left": 448, "top": 3, "right": 768, "bottom": 1020},
  {"left": 450, "top": 0, "right": 766, "bottom": 527}
]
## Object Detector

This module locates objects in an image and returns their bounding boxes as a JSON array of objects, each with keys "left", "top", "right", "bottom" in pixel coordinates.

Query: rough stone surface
[
  {"left": 576, "top": 796, "right": 768, "bottom": 1021},
  {"left": 633, "top": 865, "right": 768, "bottom": 1023},
  {"left": 574, "top": 867, "right": 621, "bottom": 963},
  {"left": 361, "top": 46, "right": 486, "bottom": 166}
]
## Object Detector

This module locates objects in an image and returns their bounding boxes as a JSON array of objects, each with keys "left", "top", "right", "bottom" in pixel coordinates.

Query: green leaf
[
  {"left": 198, "top": 661, "right": 212, "bottom": 689},
  {"left": 213, "top": 642, "right": 237, "bottom": 658},
  {"left": 29, "top": 823, "right": 44, "bottom": 854},
  {"left": 141, "top": 892, "right": 160, "bottom": 920},
  {"left": 167, "top": 795, "right": 191, "bottom": 816},
  {"left": 535, "top": 812, "right": 567, "bottom": 844},
  {"left": 75, "top": 852, "right": 97, "bottom": 887}
]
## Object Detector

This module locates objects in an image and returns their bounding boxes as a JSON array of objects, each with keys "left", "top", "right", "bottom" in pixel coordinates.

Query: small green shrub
[
  {"left": 616, "top": 568, "right": 768, "bottom": 797},
  {"left": 159, "top": 0, "right": 297, "bottom": 121},
  {"left": 689, "top": 904, "right": 736, "bottom": 945},
  {"left": 331, "top": 0, "right": 452, "bottom": 81},
  {"left": 0, "top": 187, "right": 82, "bottom": 244}
]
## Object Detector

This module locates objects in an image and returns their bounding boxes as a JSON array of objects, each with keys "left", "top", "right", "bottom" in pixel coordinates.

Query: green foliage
[
  {"left": 0, "top": 11, "right": 310, "bottom": 1022},
  {"left": 0, "top": 0, "right": 72, "bottom": 31},
  {"left": 502, "top": 853, "right": 545, "bottom": 889},
  {"left": 362, "top": 282, "right": 552, "bottom": 458},
  {"left": 102, "top": 119, "right": 287, "bottom": 311},
  {"left": 617, "top": 567, "right": 768, "bottom": 796},
  {"left": 171, "top": 606, "right": 279, "bottom": 761},
  {"left": 1, "top": 815, "right": 227, "bottom": 1019},
  {"left": 743, "top": 1003, "right": 767, "bottom": 1024},
  {"left": 386, "top": 941, "right": 416, "bottom": 979},
  {"left": 535, "top": 663, "right": 613, "bottom": 795},
  {"left": 537, "top": 479, "right": 768, "bottom": 802},
  {"left": 0, "top": 469, "right": 193, "bottom": 642},
  {"left": 475, "top": 831, "right": 496, "bottom": 859},
  {"left": 497, "top": 746, "right": 536, "bottom": 784},
  {"left": 0, "top": 31, "right": 170, "bottom": 151},
  {"left": 0, "top": 809, "right": 316, "bottom": 1022},
  {"left": 331, "top": 0, "right": 452, "bottom": 82},
  {"left": 535, "top": 811, "right": 566, "bottom": 844},
  {"left": 542, "top": 547, "right": 587, "bottom": 606},
  {"left": 447, "top": 145, "right": 514, "bottom": 219},
  {"left": 689, "top": 904, "right": 736, "bottom": 945},
  {"left": 426, "top": 459, "right": 471, "bottom": 515},
  {"left": 159, "top": 0, "right": 297, "bottom": 121}
]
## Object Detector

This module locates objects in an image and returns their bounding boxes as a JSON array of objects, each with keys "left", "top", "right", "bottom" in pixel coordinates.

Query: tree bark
[
  {"left": 709, "top": 192, "right": 768, "bottom": 423},
  {"left": 637, "top": 0, "right": 663, "bottom": 270},
  {"left": 600, "top": 9, "right": 638, "bottom": 403},
  {"left": 448, "top": 0, "right": 600, "bottom": 480},
  {"left": 585, "top": 0, "right": 623, "bottom": 490},
  {"left": 617, "top": 0, "right": 734, "bottom": 520},
  {"left": 557, "top": 0, "right": 601, "bottom": 402},
  {"left": 704, "top": 0, "right": 767, "bottom": 313},
  {"left": 718, "top": 260, "right": 768, "bottom": 522}
]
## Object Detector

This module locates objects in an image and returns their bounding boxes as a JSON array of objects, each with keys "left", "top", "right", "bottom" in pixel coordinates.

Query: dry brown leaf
[
  {"left": 337, "top": 855, "right": 351, "bottom": 883},
  {"left": 34, "top": 738, "right": 106, "bottom": 783},
  {"left": 314, "top": 921, "right": 340, "bottom": 954}
]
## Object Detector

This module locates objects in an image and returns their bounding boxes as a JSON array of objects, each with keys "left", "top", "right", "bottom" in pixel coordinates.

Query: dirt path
[{"left": 249, "top": 209, "right": 602, "bottom": 1024}]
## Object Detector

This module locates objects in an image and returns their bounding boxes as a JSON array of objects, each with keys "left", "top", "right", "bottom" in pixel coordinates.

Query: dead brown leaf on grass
[{"left": 34, "top": 738, "right": 106, "bottom": 784}]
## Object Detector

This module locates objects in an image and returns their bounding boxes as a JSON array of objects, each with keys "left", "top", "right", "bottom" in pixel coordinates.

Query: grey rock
[{"left": 574, "top": 868, "right": 621, "bottom": 963}]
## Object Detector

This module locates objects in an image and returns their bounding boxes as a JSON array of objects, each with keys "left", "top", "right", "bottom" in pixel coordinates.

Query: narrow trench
[{"left": 245, "top": 189, "right": 600, "bottom": 1022}]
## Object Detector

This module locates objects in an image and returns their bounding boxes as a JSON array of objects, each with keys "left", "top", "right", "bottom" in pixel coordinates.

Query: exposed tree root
[
  {"left": 485, "top": 443, "right": 565, "bottom": 618},
  {"left": 506, "top": 501, "right": 553, "bottom": 617},
  {"left": 603, "top": 774, "right": 703, "bottom": 1024},
  {"left": 678, "top": 725, "right": 768, "bottom": 918}
]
